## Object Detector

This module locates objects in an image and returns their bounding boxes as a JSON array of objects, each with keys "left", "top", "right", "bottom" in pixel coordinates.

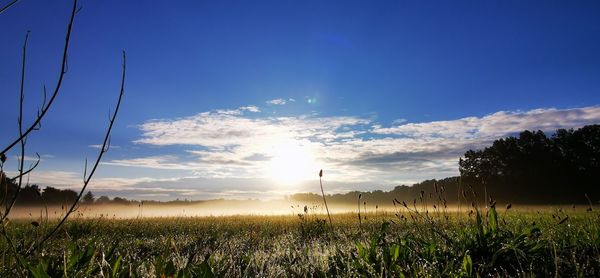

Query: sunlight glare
[{"left": 269, "top": 140, "right": 317, "bottom": 185}]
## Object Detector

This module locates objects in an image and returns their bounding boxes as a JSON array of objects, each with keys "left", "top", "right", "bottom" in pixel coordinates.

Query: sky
[{"left": 1, "top": 0, "right": 599, "bottom": 200}]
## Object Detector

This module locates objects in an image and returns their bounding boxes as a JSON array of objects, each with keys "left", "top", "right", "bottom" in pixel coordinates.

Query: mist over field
[
  {"left": 2, "top": 0, "right": 600, "bottom": 276},
  {"left": 9, "top": 201, "right": 589, "bottom": 220},
  {"left": 10, "top": 202, "right": 349, "bottom": 219}
]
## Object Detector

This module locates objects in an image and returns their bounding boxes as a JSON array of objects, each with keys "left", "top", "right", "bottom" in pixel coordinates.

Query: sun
[{"left": 268, "top": 140, "right": 317, "bottom": 185}]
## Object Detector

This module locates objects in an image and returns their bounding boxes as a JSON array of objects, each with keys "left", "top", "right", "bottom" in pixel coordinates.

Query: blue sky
[{"left": 1, "top": 0, "right": 599, "bottom": 200}]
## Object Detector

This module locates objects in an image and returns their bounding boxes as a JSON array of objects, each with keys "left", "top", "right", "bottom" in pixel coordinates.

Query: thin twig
[
  {"left": 7, "top": 153, "right": 40, "bottom": 183},
  {"left": 0, "top": 0, "right": 78, "bottom": 157},
  {"left": 0, "top": 164, "right": 6, "bottom": 215},
  {"left": 28, "top": 51, "right": 126, "bottom": 255},
  {"left": 0, "top": 31, "right": 30, "bottom": 222},
  {"left": 0, "top": 0, "right": 19, "bottom": 14}
]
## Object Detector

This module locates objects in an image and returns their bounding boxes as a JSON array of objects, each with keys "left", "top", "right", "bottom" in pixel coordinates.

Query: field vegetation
[
  {"left": 1, "top": 204, "right": 599, "bottom": 277},
  {"left": 2, "top": 1, "right": 600, "bottom": 277}
]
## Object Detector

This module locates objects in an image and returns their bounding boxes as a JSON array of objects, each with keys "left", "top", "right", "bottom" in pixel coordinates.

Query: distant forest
[
  {"left": 0, "top": 180, "right": 127, "bottom": 206},
  {"left": 2, "top": 124, "right": 599, "bottom": 206},
  {"left": 294, "top": 124, "right": 600, "bottom": 206}
]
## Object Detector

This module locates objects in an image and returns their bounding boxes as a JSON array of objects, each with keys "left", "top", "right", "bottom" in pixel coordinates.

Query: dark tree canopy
[
  {"left": 0, "top": 175, "right": 130, "bottom": 206},
  {"left": 459, "top": 124, "right": 600, "bottom": 204},
  {"left": 83, "top": 191, "right": 95, "bottom": 203}
]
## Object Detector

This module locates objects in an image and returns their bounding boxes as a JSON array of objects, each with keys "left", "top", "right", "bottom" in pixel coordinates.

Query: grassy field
[{"left": 1, "top": 206, "right": 600, "bottom": 277}]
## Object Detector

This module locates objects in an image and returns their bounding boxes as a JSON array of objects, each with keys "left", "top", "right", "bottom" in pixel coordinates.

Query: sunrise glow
[{"left": 268, "top": 140, "right": 318, "bottom": 185}]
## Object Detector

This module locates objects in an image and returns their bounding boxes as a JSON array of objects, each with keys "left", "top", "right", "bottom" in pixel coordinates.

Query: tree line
[
  {"left": 459, "top": 124, "right": 600, "bottom": 204},
  {"left": 292, "top": 124, "right": 600, "bottom": 206},
  {"left": 0, "top": 174, "right": 130, "bottom": 206},
  {"left": 0, "top": 174, "right": 208, "bottom": 206},
  {"left": 2, "top": 125, "right": 599, "bottom": 207}
]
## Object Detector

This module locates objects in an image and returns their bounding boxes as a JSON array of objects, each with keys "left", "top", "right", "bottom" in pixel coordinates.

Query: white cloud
[
  {"left": 102, "top": 155, "right": 192, "bottom": 170},
  {"left": 8, "top": 105, "right": 590, "bottom": 200},
  {"left": 7, "top": 169, "right": 188, "bottom": 192},
  {"left": 135, "top": 111, "right": 369, "bottom": 148},
  {"left": 266, "top": 98, "right": 287, "bottom": 105},
  {"left": 14, "top": 105, "right": 597, "bottom": 200},
  {"left": 392, "top": 118, "right": 407, "bottom": 125},
  {"left": 89, "top": 144, "right": 120, "bottom": 149},
  {"left": 212, "top": 105, "right": 261, "bottom": 116},
  {"left": 372, "top": 107, "right": 600, "bottom": 140},
  {"left": 126, "top": 105, "right": 600, "bottom": 192},
  {"left": 239, "top": 105, "right": 260, "bottom": 113},
  {"left": 11, "top": 155, "right": 44, "bottom": 162}
]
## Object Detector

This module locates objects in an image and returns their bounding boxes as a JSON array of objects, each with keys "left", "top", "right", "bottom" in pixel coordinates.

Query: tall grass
[
  {"left": 1, "top": 205, "right": 599, "bottom": 277},
  {"left": 318, "top": 169, "right": 333, "bottom": 230}
]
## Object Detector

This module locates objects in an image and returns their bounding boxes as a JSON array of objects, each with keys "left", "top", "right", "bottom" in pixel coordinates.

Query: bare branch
[
  {"left": 0, "top": 0, "right": 78, "bottom": 157},
  {"left": 29, "top": 50, "right": 126, "bottom": 254},
  {"left": 41, "top": 85, "right": 47, "bottom": 108},
  {"left": 7, "top": 153, "right": 40, "bottom": 183},
  {"left": 0, "top": 31, "right": 30, "bottom": 222},
  {"left": 0, "top": 164, "right": 6, "bottom": 216},
  {"left": 0, "top": 0, "right": 19, "bottom": 15},
  {"left": 105, "top": 136, "right": 111, "bottom": 152},
  {"left": 33, "top": 86, "right": 48, "bottom": 131},
  {"left": 83, "top": 158, "right": 87, "bottom": 183}
]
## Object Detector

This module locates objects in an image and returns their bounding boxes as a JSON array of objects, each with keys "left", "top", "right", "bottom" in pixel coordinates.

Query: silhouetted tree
[
  {"left": 83, "top": 191, "right": 95, "bottom": 203},
  {"left": 112, "top": 197, "right": 129, "bottom": 204},
  {"left": 96, "top": 196, "right": 110, "bottom": 203},
  {"left": 42, "top": 187, "right": 77, "bottom": 205},
  {"left": 459, "top": 125, "right": 600, "bottom": 204}
]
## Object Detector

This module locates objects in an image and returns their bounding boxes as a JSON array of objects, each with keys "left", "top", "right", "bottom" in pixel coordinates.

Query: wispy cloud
[
  {"left": 391, "top": 118, "right": 407, "bottom": 125},
  {"left": 135, "top": 110, "right": 369, "bottom": 148},
  {"left": 371, "top": 107, "right": 600, "bottom": 140},
  {"left": 239, "top": 105, "right": 261, "bottom": 113},
  {"left": 103, "top": 155, "right": 193, "bottom": 170},
  {"left": 22, "top": 106, "right": 600, "bottom": 200},
  {"left": 214, "top": 105, "right": 261, "bottom": 116},
  {"left": 11, "top": 155, "right": 45, "bottom": 162},
  {"left": 89, "top": 144, "right": 120, "bottom": 149},
  {"left": 124, "top": 105, "right": 600, "bottom": 191},
  {"left": 266, "top": 98, "right": 288, "bottom": 105},
  {"left": 10, "top": 169, "right": 189, "bottom": 193}
]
